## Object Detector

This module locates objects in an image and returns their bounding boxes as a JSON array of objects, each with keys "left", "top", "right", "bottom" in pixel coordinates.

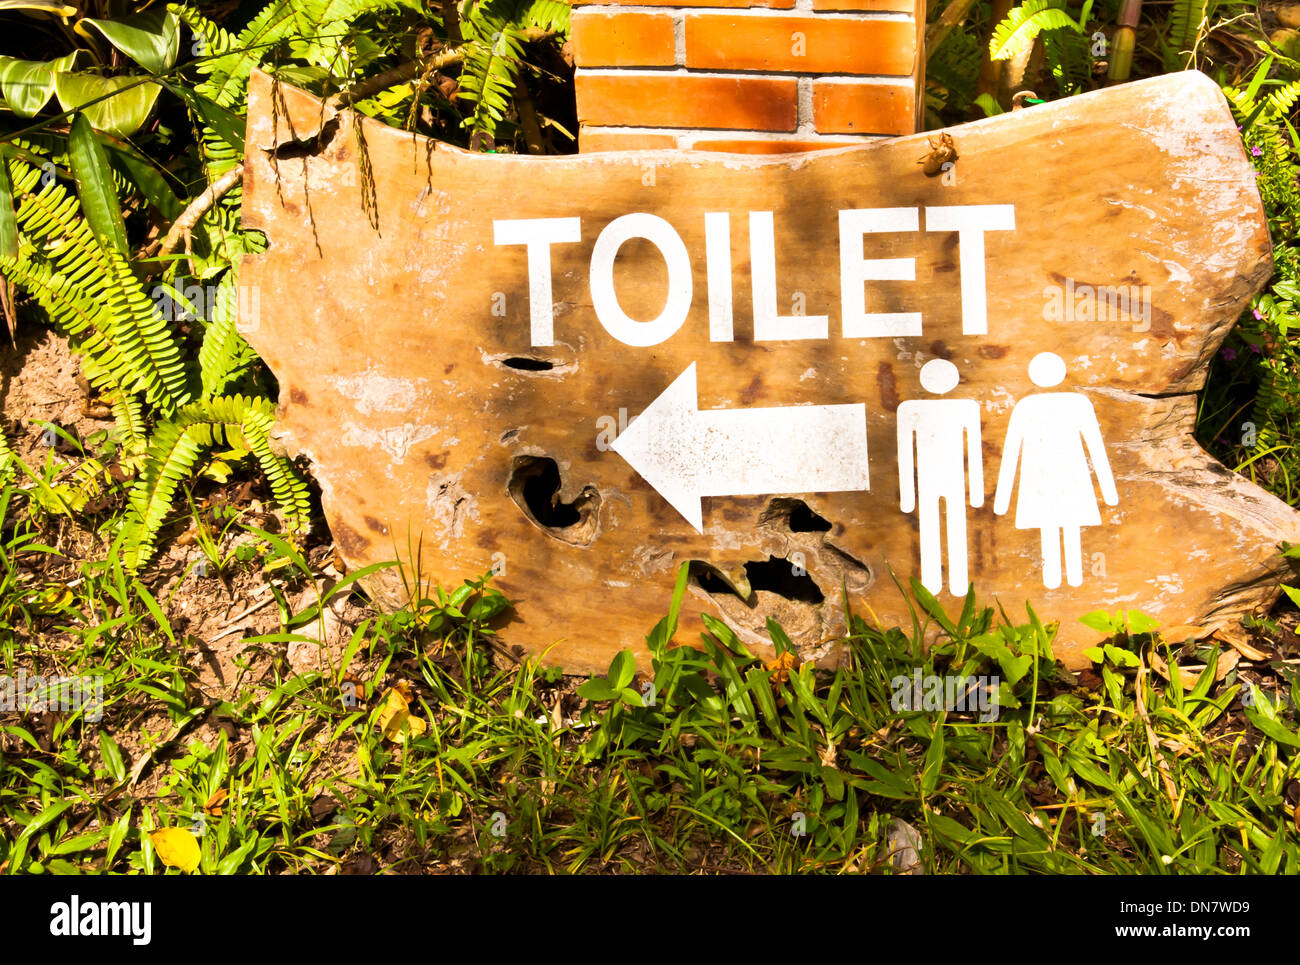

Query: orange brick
[
  {"left": 812, "top": 0, "right": 915, "bottom": 10},
  {"left": 580, "top": 129, "right": 681, "bottom": 152},
  {"left": 685, "top": 14, "right": 916, "bottom": 75},
  {"left": 576, "top": 72, "right": 798, "bottom": 131},
  {"left": 812, "top": 80, "right": 914, "bottom": 134},
  {"left": 572, "top": 10, "right": 677, "bottom": 67},
  {"left": 689, "top": 138, "right": 866, "bottom": 153},
  {"left": 574, "top": 0, "right": 794, "bottom": 7}
]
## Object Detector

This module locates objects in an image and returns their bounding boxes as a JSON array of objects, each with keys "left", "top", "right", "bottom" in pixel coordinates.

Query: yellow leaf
[
  {"left": 376, "top": 687, "right": 426, "bottom": 743},
  {"left": 764, "top": 650, "right": 799, "bottom": 689},
  {"left": 149, "top": 828, "right": 200, "bottom": 873}
]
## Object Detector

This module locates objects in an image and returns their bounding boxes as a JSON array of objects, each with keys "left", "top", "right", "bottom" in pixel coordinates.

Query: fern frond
[
  {"left": 199, "top": 271, "right": 257, "bottom": 397},
  {"left": 1043, "top": 27, "right": 1090, "bottom": 98},
  {"left": 123, "top": 404, "right": 223, "bottom": 569},
  {"left": 1268, "top": 79, "right": 1300, "bottom": 118},
  {"left": 460, "top": 0, "right": 532, "bottom": 137},
  {"left": 522, "top": 0, "right": 569, "bottom": 33},
  {"left": 3, "top": 158, "right": 191, "bottom": 435},
  {"left": 122, "top": 395, "right": 312, "bottom": 569},
  {"left": 1165, "top": 0, "right": 1208, "bottom": 71},
  {"left": 989, "top": 0, "right": 1079, "bottom": 62},
  {"left": 239, "top": 398, "right": 312, "bottom": 532}
]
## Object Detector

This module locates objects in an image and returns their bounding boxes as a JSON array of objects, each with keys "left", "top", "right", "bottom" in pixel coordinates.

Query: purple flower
[
  {"left": 1221, "top": 346, "right": 1238, "bottom": 361},
  {"left": 1251, "top": 145, "right": 1263, "bottom": 157},
  {"left": 1251, "top": 343, "right": 1263, "bottom": 354},
  {"left": 1253, "top": 308, "right": 1264, "bottom": 320}
]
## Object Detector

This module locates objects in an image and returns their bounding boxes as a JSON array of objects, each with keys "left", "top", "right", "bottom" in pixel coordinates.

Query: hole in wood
[
  {"left": 761, "top": 497, "right": 832, "bottom": 533},
  {"left": 501, "top": 357, "right": 555, "bottom": 371},
  {"left": 744, "top": 556, "right": 825, "bottom": 604},
  {"left": 688, "top": 556, "right": 825, "bottom": 606},
  {"left": 507, "top": 456, "right": 600, "bottom": 545},
  {"left": 689, "top": 560, "right": 749, "bottom": 602}
]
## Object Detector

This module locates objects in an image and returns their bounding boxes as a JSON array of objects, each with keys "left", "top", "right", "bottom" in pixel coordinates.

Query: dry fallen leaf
[
  {"left": 1148, "top": 650, "right": 1198, "bottom": 689},
  {"left": 1159, "top": 737, "right": 1197, "bottom": 756},
  {"left": 149, "top": 828, "right": 201, "bottom": 873},
  {"left": 203, "top": 788, "right": 228, "bottom": 818},
  {"left": 376, "top": 687, "right": 427, "bottom": 743},
  {"left": 1212, "top": 628, "right": 1270, "bottom": 662},
  {"left": 1215, "top": 649, "right": 1241, "bottom": 681}
]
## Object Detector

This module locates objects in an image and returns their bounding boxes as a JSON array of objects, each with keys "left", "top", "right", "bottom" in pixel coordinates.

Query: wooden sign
[{"left": 240, "top": 68, "right": 1292, "bottom": 672}]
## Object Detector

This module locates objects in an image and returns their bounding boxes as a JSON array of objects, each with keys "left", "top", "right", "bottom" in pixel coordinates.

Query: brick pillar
[{"left": 572, "top": 0, "right": 925, "bottom": 154}]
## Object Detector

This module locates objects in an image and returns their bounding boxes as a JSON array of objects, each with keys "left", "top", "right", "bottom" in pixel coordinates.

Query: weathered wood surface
[{"left": 240, "top": 68, "right": 1291, "bottom": 672}]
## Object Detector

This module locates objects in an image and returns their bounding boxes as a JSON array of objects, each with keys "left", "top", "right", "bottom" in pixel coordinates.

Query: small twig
[
  {"left": 140, "top": 163, "right": 244, "bottom": 260},
  {"left": 211, "top": 593, "right": 276, "bottom": 641}
]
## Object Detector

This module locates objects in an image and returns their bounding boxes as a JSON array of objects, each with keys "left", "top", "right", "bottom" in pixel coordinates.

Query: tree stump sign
[{"left": 240, "top": 68, "right": 1291, "bottom": 672}]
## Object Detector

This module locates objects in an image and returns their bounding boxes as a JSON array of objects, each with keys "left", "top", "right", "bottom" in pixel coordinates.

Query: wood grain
[{"left": 240, "top": 69, "right": 1288, "bottom": 671}]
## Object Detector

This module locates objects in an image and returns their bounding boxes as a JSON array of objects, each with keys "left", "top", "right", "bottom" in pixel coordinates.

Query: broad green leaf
[
  {"left": 910, "top": 578, "right": 958, "bottom": 636},
  {"left": 607, "top": 649, "right": 635, "bottom": 690},
  {"left": 820, "top": 765, "right": 845, "bottom": 801},
  {"left": 974, "top": 92, "right": 1003, "bottom": 117},
  {"left": 619, "top": 686, "right": 643, "bottom": 707},
  {"left": 1078, "top": 610, "right": 1116, "bottom": 633},
  {"left": 0, "top": 51, "right": 79, "bottom": 116},
  {"left": 98, "top": 731, "right": 126, "bottom": 783},
  {"left": 55, "top": 71, "right": 161, "bottom": 137},
  {"left": 577, "top": 678, "right": 619, "bottom": 702},
  {"left": 0, "top": 150, "right": 17, "bottom": 260},
  {"left": 1102, "top": 643, "right": 1141, "bottom": 668},
  {"left": 1123, "top": 610, "right": 1160, "bottom": 635},
  {"left": 76, "top": 8, "right": 180, "bottom": 75},
  {"left": 1244, "top": 703, "right": 1300, "bottom": 747},
  {"left": 67, "top": 112, "right": 128, "bottom": 253}
]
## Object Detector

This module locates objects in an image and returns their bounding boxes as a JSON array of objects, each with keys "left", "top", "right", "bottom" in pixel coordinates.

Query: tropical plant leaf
[
  {"left": 76, "top": 8, "right": 181, "bottom": 75},
  {"left": 54, "top": 72, "right": 162, "bottom": 137},
  {"left": 0, "top": 0, "right": 76, "bottom": 15},
  {"left": 67, "top": 113, "right": 128, "bottom": 254},
  {"left": 0, "top": 152, "right": 17, "bottom": 260},
  {"left": 0, "top": 51, "right": 80, "bottom": 116}
]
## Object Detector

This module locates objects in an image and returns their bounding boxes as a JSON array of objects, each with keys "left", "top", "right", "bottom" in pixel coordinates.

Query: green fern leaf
[{"left": 990, "top": 0, "right": 1080, "bottom": 61}]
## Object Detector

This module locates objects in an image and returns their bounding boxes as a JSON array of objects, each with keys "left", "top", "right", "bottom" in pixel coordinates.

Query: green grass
[{"left": 1, "top": 465, "right": 1297, "bottom": 875}]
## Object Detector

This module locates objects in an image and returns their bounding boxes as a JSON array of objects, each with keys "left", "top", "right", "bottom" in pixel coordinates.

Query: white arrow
[{"left": 611, "top": 362, "right": 870, "bottom": 532}]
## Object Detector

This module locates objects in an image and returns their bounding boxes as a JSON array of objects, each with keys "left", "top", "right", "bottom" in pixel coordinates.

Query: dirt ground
[{"left": 1, "top": 329, "right": 380, "bottom": 800}]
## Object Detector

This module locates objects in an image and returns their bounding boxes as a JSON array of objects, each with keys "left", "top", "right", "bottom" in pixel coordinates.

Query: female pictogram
[{"left": 993, "top": 352, "right": 1118, "bottom": 588}]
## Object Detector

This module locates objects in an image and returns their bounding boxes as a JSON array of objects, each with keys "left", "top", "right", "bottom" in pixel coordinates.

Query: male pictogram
[{"left": 897, "top": 359, "right": 984, "bottom": 595}]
